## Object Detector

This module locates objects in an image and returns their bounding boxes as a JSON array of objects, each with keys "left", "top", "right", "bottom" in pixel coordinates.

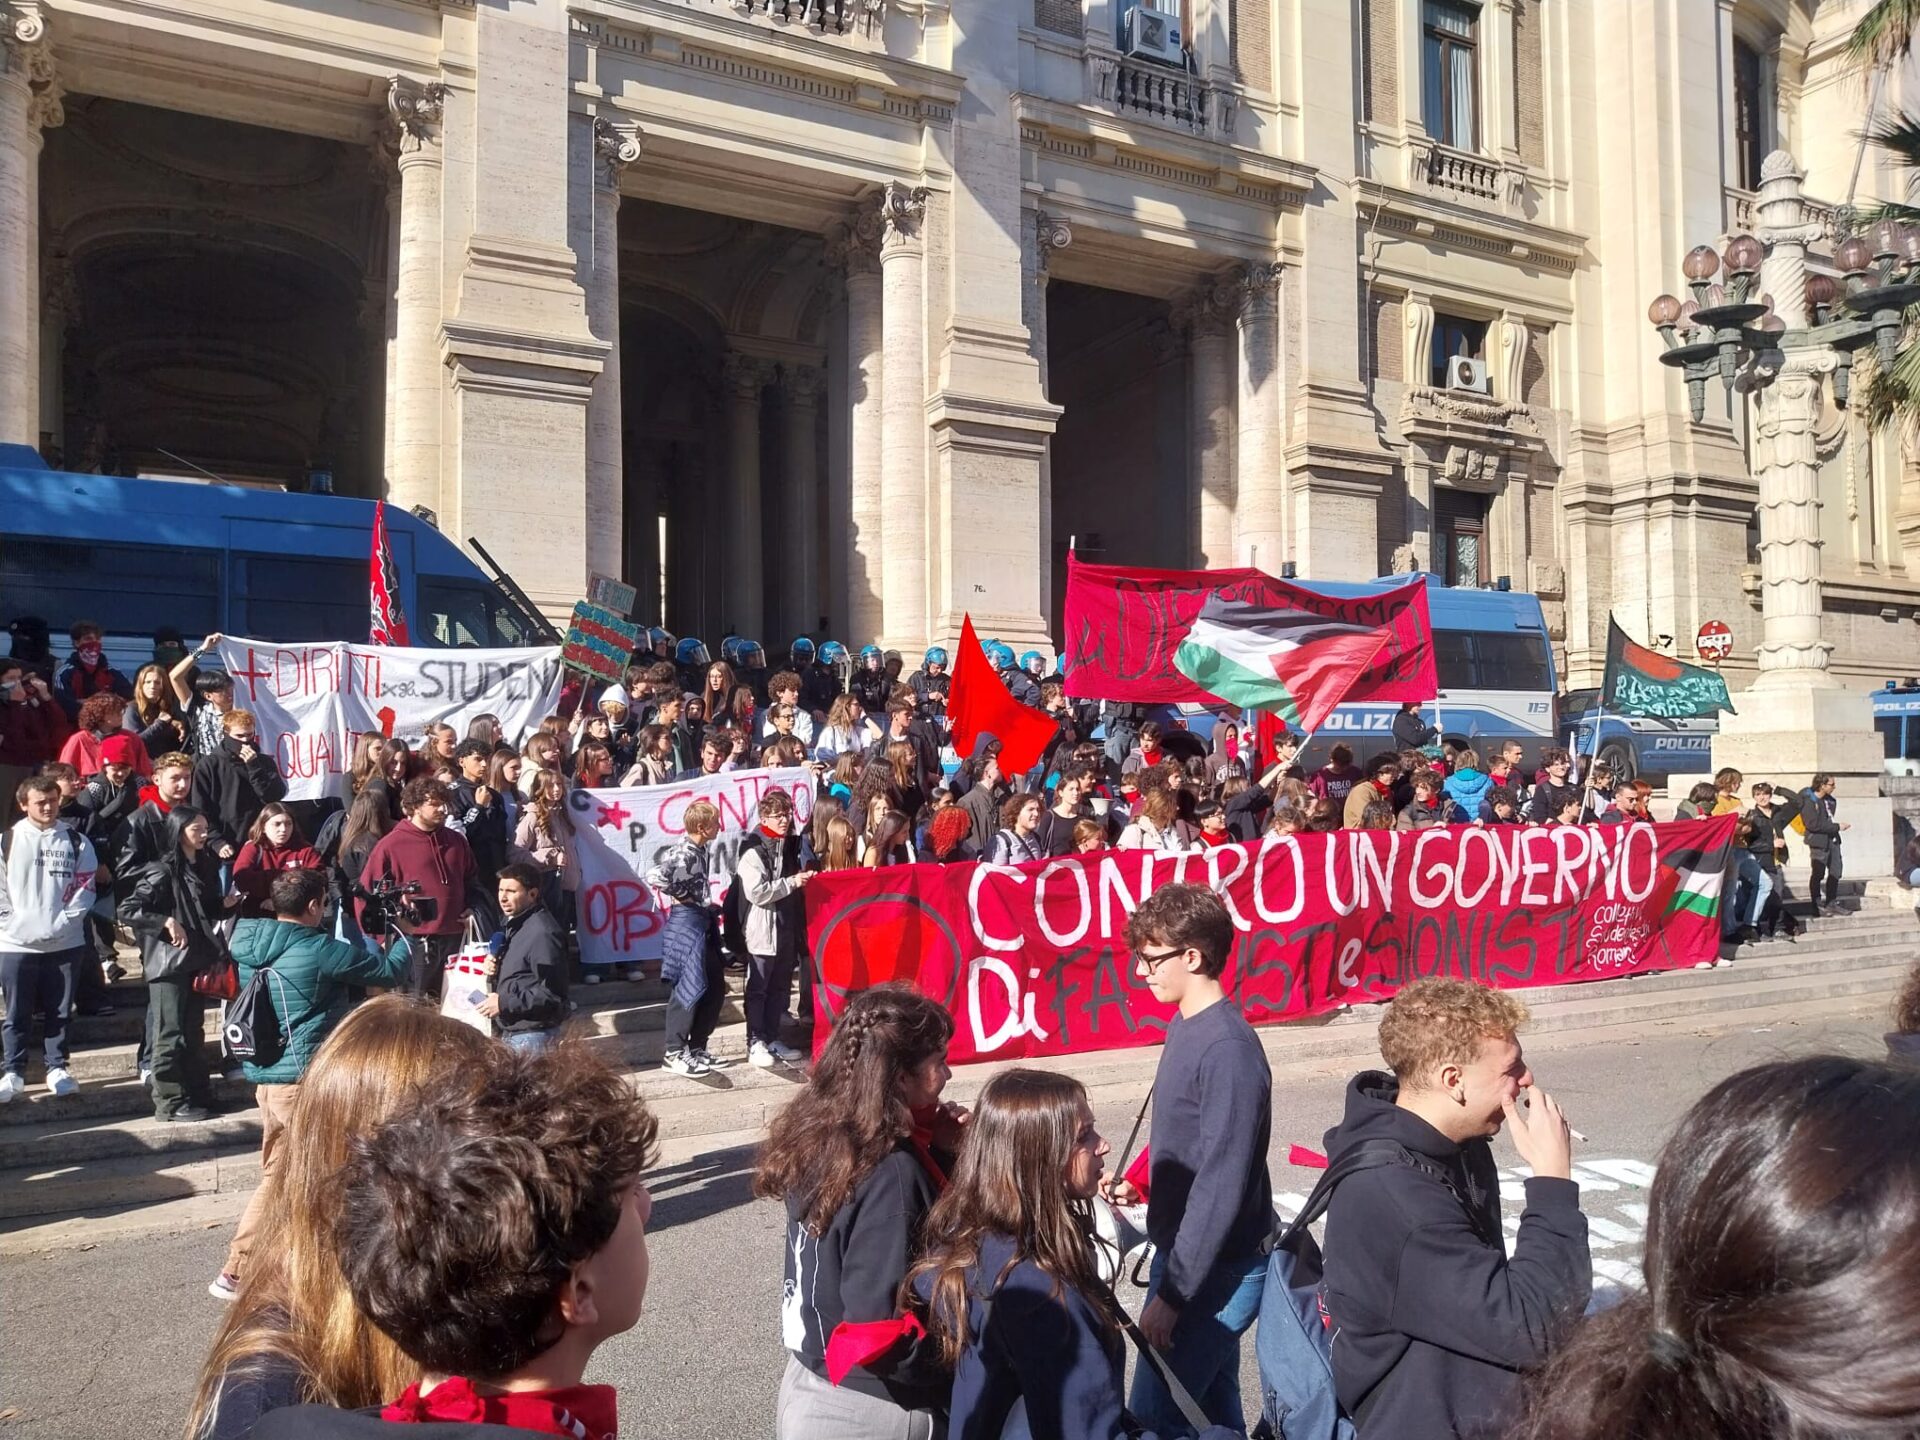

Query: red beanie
[{"left": 99, "top": 733, "right": 141, "bottom": 767}]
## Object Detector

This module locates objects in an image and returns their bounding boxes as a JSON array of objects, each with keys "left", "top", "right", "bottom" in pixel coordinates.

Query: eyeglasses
[{"left": 1133, "top": 946, "right": 1186, "bottom": 972}]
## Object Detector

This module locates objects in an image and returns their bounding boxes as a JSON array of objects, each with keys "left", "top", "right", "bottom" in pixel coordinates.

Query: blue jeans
[
  {"left": 1128, "top": 1248, "right": 1266, "bottom": 1437},
  {"left": 1725, "top": 852, "right": 1769, "bottom": 936},
  {"left": 504, "top": 1028, "right": 560, "bottom": 1054}
]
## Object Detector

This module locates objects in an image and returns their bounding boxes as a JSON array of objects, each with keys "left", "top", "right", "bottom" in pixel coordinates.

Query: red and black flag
[{"left": 369, "top": 500, "right": 411, "bottom": 646}]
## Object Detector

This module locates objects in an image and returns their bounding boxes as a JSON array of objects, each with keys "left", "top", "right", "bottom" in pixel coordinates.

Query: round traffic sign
[{"left": 1696, "top": 620, "right": 1734, "bottom": 663}]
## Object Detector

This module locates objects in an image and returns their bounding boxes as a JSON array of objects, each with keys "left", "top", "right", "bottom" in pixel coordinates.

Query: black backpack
[{"left": 222, "top": 941, "right": 316, "bottom": 1068}]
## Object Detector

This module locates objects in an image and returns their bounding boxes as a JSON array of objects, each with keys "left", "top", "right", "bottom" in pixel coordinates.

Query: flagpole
[{"left": 1579, "top": 701, "right": 1607, "bottom": 821}]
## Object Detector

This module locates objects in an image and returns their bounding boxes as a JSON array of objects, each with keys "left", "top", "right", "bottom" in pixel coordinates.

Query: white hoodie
[{"left": 0, "top": 819, "right": 98, "bottom": 953}]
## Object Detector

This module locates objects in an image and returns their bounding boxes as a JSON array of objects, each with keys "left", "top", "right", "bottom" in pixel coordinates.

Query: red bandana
[
  {"left": 382, "top": 1378, "right": 618, "bottom": 1439},
  {"left": 907, "top": 1104, "right": 951, "bottom": 1190},
  {"left": 1197, "top": 829, "right": 1233, "bottom": 847},
  {"left": 759, "top": 824, "right": 786, "bottom": 842}
]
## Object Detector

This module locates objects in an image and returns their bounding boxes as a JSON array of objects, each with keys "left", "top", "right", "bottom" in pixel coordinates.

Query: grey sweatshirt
[{"left": 1145, "top": 996, "right": 1274, "bottom": 1308}]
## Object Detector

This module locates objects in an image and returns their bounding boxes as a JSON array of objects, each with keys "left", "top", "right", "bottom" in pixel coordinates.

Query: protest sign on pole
[
  {"left": 573, "top": 767, "right": 815, "bottom": 967},
  {"left": 214, "top": 637, "right": 566, "bottom": 800},
  {"left": 587, "top": 572, "right": 638, "bottom": 618},
  {"left": 806, "top": 815, "right": 1736, "bottom": 1063},
  {"left": 562, "top": 601, "right": 642, "bottom": 684}
]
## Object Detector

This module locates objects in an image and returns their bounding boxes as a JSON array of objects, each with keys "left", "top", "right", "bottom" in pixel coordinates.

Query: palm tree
[
  {"left": 1847, "top": 0, "right": 1920, "bottom": 71},
  {"left": 1844, "top": 3, "right": 1920, "bottom": 433}
]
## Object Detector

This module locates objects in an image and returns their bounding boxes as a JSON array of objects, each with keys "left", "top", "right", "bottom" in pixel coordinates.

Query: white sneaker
[
  {"left": 581, "top": 970, "right": 602, "bottom": 985},
  {"left": 44, "top": 1067, "right": 77, "bottom": 1097},
  {"left": 140, "top": 1068, "right": 154, "bottom": 1087},
  {"left": 662, "top": 1049, "right": 711, "bottom": 1077},
  {"left": 768, "top": 1040, "right": 806, "bottom": 1064},
  {"left": 208, "top": 1273, "right": 239, "bottom": 1302},
  {"left": 693, "top": 1046, "right": 731, "bottom": 1070},
  {"left": 0, "top": 1072, "right": 24, "bottom": 1103},
  {"left": 748, "top": 1041, "right": 777, "bottom": 1069}
]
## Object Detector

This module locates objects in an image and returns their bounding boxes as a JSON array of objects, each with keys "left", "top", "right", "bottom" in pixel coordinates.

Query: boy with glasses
[{"left": 1103, "top": 883, "right": 1272, "bottom": 1436}]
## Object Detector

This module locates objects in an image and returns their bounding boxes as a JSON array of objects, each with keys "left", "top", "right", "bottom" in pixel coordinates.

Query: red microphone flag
[{"left": 948, "top": 615, "right": 1058, "bottom": 778}]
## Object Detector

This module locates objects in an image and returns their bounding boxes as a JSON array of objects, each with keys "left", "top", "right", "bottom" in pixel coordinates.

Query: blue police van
[
  {"left": 0, "top": 445, "right": 544, "bottom": 671},
  {"left": 1559, "top": 688, "right": 1718, "bottom": 785}
]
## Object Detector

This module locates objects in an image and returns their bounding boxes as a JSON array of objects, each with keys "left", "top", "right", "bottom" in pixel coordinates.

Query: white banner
[
  {"left": 573, "top": 766, "right": 816, "bottom": 967},
  {"left": 214, "top": 637, "right": 567, "bottom": 801}
]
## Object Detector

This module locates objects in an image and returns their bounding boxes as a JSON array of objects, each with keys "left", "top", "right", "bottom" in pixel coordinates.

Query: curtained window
[
  {"left": 1422, "top": 0, "right": 1480, "bottom": 150},
  {"left": 1733, "top": 39, "right": 1765, "bottom": 190}
]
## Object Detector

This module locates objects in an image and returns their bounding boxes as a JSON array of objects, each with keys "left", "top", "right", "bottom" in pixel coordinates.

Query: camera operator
[{"left": 357, "top": 777, "right": 478, "bottom": 999}]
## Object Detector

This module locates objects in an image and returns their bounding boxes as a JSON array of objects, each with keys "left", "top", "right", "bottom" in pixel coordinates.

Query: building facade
[{"left": 4, "top": 0, "right": 1915, "bottom": 688}]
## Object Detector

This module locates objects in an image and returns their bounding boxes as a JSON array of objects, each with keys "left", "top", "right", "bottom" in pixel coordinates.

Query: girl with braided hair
[{"left": 754, "top": 983, "right": 964, "bottom": 1439}]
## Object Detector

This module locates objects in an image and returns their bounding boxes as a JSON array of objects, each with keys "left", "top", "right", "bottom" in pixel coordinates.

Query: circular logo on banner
[{"left": 1696, "top": 620, "right": 1734, "bottom": 663}]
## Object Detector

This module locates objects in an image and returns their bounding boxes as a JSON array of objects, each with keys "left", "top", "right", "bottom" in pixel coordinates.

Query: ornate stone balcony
[
  {"left": 718, "top": 0, "right": 882, "bottom": 36},
  {"left": 1414, "top": 140, "right": 1523, "bottom": 208},
  {"left": 1723, "top": 183, "right": 1844, "bottom": 243},
  {"left": 1086, "top": 51, "right": 1235, "bottom": 141}
]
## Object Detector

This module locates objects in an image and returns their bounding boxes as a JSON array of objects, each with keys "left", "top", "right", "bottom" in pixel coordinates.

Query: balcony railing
[
  {"left": 722, "top": 0, "right": 881, "bottom": 35},
  {"left": 1088, "top": 52, "right": 1225, "bottom": 135},
  {"left": 1723, "top": 184, "right": 1846, "bottom": 242},
  {"left": 1419, "top": 142, "right": 1501, "bottom": 202}
]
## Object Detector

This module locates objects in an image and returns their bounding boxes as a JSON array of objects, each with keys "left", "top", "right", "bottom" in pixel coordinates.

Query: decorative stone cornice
[
  {"left": 876, "top": 180, "right": 928, "bottom": 252},
  {"left": 721, "top": 350, "right": 767, "bottom": 399},
  {"left": 593, "top": 117, "right": 644, "bottom": 192},
  {"left": 387, "top": 76, "right": 446, "bottom": 155},
  {"left": 1033, "top": 209, "right": 1072, "bottom": 273},
  {"left": 4, "top": 4, "right": 60, "bottom": 132},
  {"left": 1230, "top": 260, "right": 1282, "bottom": 318},
  {"left": 825, "top": 210, "right": 883, "bottom": 277}
]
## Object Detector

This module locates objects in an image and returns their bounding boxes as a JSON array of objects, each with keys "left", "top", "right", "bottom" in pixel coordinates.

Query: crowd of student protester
[{"left": 5, "top": 620, "right": 1919, "bottom": 1438}]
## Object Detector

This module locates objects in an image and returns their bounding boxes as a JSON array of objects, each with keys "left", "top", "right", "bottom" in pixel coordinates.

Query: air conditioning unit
[
  {"left": 1123, "top": 4, "right": 1185, "bottom": 65},
  {"left": 1445, "top": 355, "right": 1490, "bottom": 394}
]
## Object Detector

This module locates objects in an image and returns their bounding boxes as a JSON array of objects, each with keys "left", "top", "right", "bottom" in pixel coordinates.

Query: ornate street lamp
[
  {"left": 1638, "top": 151, "right": 1904, "bottom": 875},
  {"left": 1649, "top": 217, "right": 1920, "bottom": 424}
]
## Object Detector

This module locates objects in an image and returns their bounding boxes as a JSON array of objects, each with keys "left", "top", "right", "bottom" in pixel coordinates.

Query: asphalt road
[{"left": 0, "top": 1006, "right": 1890, "bottom": 1440}]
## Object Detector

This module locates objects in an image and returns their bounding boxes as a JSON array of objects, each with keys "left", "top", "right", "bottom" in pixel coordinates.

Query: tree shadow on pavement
[{"left": 646, "top": 1140, "right": 761, "bottom": 1231}]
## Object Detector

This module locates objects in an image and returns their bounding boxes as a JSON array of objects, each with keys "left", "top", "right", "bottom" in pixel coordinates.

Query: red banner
[
  {"left": 1060, "top": 555, "right": 1436, "bottom": 705},
  {"left": 807, "top": 817, "right": 1735, "bottom": 1064}
]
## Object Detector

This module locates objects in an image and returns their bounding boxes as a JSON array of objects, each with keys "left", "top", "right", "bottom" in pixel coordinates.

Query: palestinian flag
[
  {"left": 1657, "top": 826, "right": 1733, "bottom": 920},
  {"left": 1172, "top": 596, "right": 1393, "bottom": 732},
  {"left": 1602, "top": 617, "right": 1734, "bottom": 720}
]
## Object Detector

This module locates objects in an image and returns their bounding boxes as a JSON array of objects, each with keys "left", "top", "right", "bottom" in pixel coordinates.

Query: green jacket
[{"left": 229, "top": 917, "right": 409, "bottom": 1085}]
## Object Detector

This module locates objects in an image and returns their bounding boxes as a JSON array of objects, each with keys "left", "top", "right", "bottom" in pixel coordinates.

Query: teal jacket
[{"left": 229, "top": 917, "right": 409, "bottom": 1085}]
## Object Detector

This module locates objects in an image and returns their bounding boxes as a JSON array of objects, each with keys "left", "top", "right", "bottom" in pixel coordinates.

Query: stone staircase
[{"left": 2, "top": 888, "right": 1913, "bottom": 1233}]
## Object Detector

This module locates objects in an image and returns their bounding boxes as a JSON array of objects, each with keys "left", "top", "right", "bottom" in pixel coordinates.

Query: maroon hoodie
[{"left": 358, "top": 820, "right": 476, "bottom": 937}]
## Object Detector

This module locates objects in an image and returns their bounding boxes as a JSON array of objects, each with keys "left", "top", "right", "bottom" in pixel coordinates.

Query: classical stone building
[{"left": 5, "top": 0, "right": 1915, "bottom": 686}]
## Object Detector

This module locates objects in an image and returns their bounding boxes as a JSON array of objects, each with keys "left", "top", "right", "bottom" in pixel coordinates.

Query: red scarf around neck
[{"left": 382, "top": 1377, "right": 618, "bottom": 1439}]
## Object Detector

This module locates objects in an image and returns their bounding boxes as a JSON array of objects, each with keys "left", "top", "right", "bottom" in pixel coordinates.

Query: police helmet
[
  {"left": 719, "top": 636, "right": 745, "bottom": 665},
  {"left": 737, "top": 641, "right": 766, "bottom": 670},
  {"left": 676, "top": 638, "right": 711, "bottom": 668},
  {"left": 791, "top": 637, "right": 816, "bottom": 663},
  {"left": 1021, "top": 649, "right": 1046, "bottom": 676},
  {"left": 924, "top": 647, "right": 949, "bottom": 668},
  {"left": 860, "top": 644, "right": 884, "bottom": 666},
  {"left": 987, "top": 642, "right": 1016, "bottom": 670},
  {"left": 648, "top": 627, "right": 676, "bottom": 657},
  {"left": 820, "top": 641, "right": 849, "bottom": 666}
]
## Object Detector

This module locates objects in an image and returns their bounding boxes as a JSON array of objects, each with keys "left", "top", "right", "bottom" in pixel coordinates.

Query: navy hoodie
[
  {"left": 915, "top": 1232, "right": 1237, "bottom": 1440},
  {"left": 1320, "top": 1072, "right": 1590, "bottom": 1440}
]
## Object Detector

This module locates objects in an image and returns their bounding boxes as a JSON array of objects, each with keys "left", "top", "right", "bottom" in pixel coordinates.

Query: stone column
[
  {"left": 1233, "top": 262, "right": 1286, "bottom": 571},
  {"left": 1180, "top": 279, "right": 1237, "bottom": 568},
  {"left": 386, "top": 76, "right": 445, "bottom": 518},
  {"left": 0, "top": 12, "right": 57, "bottom": 450},
  {"left": 586, "top": 117, "right": 642, "bottom": 586},
  {"left": 38, "top": 249, "right": 70, "bottom": 457},
  {"left": 1023, "top": 207, "right": 1070, "bottom": 623},
  {"left": 723, "top": 351, "right": 767, "bottom": 639},
  {"left": 828, "top": 215, "right": 885, "bottom": 645},
  {"left": 878, "top": 182, "right": 929, "bottom": 651},
  {"left": 780, "top": 363, "right": 823, "bottom": 636}
]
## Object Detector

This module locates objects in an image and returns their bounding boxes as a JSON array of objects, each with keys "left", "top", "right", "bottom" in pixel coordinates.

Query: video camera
[{"left": 363, "top": 877, "right": 439, "bottom": 932}]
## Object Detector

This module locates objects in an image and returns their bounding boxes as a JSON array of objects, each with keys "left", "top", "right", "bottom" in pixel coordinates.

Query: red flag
[
  {"left": 1060, "top": 554, "right": 1435, "bottom": 705},
  {"left": 949, "top": 615, "right": 1058, "bottom": 778},
  {"left": 369, "top": 501, "right": 410, "bottom": 646}
]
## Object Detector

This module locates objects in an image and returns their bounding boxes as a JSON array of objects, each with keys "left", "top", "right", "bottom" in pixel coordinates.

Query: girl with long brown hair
[
  {"left": 514, "top": 766, "right": 579, "bottom": 912},
  {"left": 187, "top": 997, "right": 493, "bottom": 1439},
  {"left": 905, "top": 1069, "right": 1193, "bottom": 1440},
  {"left": 126, "top": 661, "right": 189, "bottom": 754},
  {"left": 755, "top": 984, "right": 963, "bottom": 1439}
]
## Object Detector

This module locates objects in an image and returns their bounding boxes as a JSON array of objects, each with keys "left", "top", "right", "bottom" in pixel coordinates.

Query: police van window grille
[{"left": 0, "top": 538, "right": 218, "bottom": 639}]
